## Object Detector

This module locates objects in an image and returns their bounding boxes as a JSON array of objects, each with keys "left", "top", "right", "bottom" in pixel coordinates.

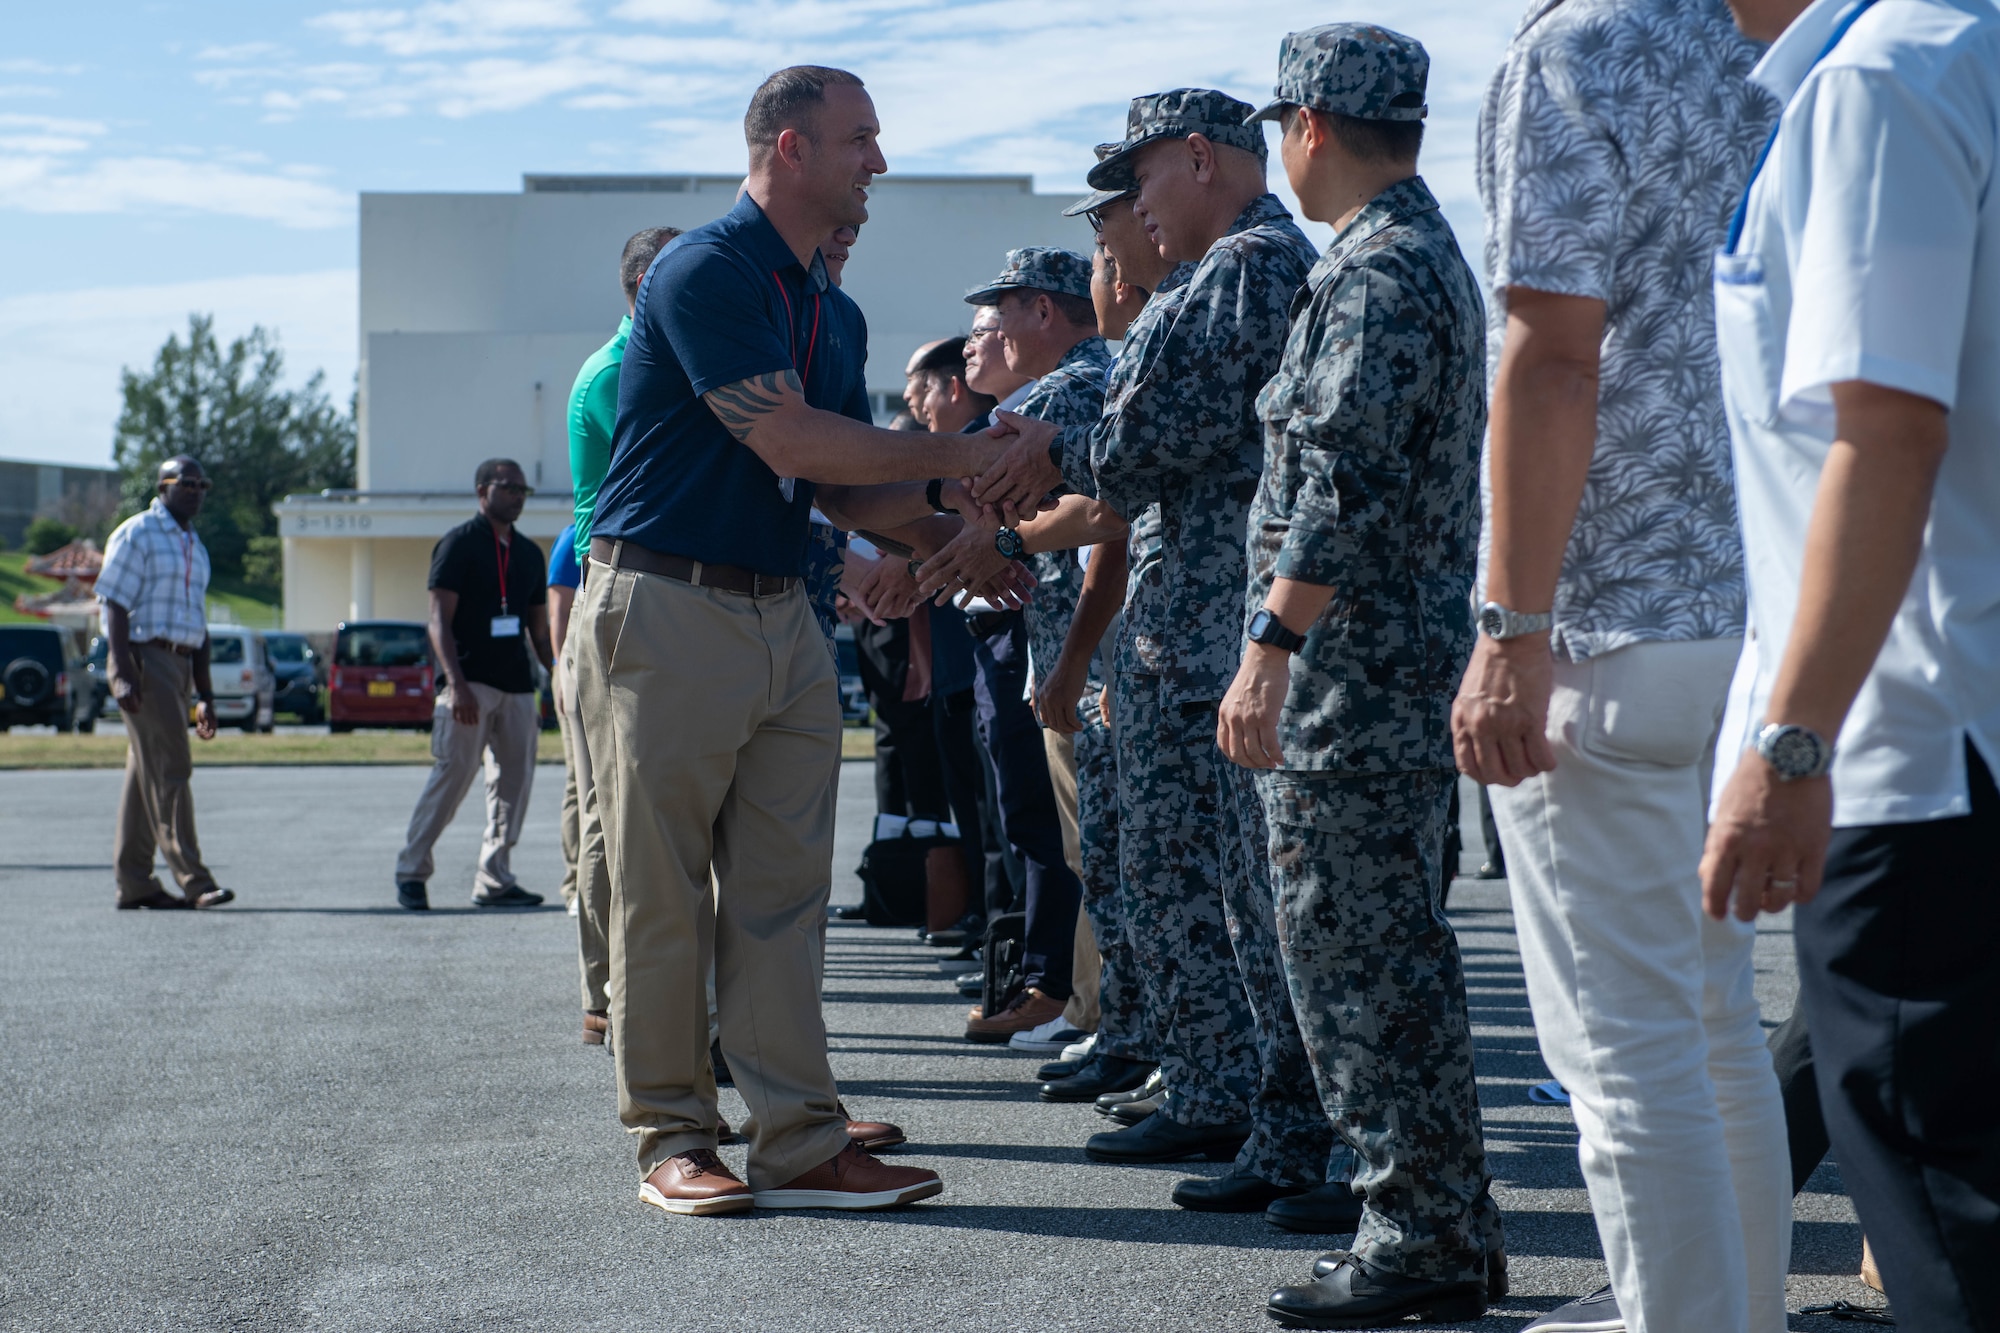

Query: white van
[{"left": 206, "top": 627, "right": 276, "bottom": 733}]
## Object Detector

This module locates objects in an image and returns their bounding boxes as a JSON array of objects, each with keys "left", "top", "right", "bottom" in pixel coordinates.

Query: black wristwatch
[
  {"left": 925, "top": 477, "right": 957, "bottom": 514},
  {"left": 196, "top": 690, "right": 215, "bottom": 705},
  {"left": 907, "top": 558, "right": 924, "bottom": 582},
  {"left": 1246, "top": 608, "right": 1306, "bottom": 654},
  {"left": 994, "top": 527, "right": 1025, "bottom": 560}
]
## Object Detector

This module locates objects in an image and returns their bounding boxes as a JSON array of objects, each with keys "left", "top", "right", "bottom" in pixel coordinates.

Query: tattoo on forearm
[{"left": 706, "top": 370, "right": 801, "bottom": 442}]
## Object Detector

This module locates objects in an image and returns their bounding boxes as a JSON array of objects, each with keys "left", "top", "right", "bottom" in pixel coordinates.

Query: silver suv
[{"left": 206, "top": 627, "right": 276, "bottom": 733}]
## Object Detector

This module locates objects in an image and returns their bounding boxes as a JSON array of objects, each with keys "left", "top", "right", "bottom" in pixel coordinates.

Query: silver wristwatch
[
  {"left": 1477, "top": 601, "right": 1553, "bottom": 641},
  {"left": 1754, "top": 723, "right": 1834, "bottom": 781}
]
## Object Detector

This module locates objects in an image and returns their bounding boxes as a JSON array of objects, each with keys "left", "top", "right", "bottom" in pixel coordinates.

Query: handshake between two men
[{"left": 834, "top": 410, "right": 1083, "bottom": 627}]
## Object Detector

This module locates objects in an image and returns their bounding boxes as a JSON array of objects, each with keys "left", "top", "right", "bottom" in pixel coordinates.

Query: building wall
[
  {"left": 0, "top": 458, "right": 121, "bottom": 548},
  {"left": 281, "top": 525, "right": 563, "bottom": 631}
]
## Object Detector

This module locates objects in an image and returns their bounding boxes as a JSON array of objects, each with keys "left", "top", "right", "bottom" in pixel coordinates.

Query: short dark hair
[
  {"left": 620, "top": 226, "right": 682, "bottom": 302},
  {"left": 909, "top": 339, "right": 996, "bottom": 414},
  {"left": 745, "top": 66, "right": 865, "bottom": 154},
  {"left": 475, "top": 458, "right": 522, "bottom": 488},
  {"left": 1281, "top": 104, "right": 1423, "bottom": 164},
  {"left": 1002, "top": 287, "right": 1098, "bottom": 331}
]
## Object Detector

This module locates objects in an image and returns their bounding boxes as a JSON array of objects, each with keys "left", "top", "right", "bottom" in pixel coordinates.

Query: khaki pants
[
  {"left": 394, "top": 682, "right": 539, "bottom": 893},
  {"left": 112, "top": 643, "right": 218, "bottom": 902},
  {"left": 573, "top": 563, "right": 848, "bottom": 1188},
  {"left": 557, "top": 645, "right": 613, "bottom": 1014},
  {"left": 1044, "top": 728, "right": 1101, "bottom": 1033}
]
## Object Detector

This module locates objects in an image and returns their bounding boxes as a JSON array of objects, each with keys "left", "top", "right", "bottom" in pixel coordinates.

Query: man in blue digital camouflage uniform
[{"left": 1216, "top": 25, "right": 1504, "bottom": 1326}]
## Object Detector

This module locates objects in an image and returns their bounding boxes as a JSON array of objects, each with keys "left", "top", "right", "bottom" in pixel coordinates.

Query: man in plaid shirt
[{"left": 96, "top": 455, "right": 234, "bottom": 910}]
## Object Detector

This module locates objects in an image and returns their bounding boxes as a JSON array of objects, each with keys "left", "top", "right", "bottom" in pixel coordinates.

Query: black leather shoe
[
  {"left": 1105, "top": 1092, "right": 1160, "bottom": 1125},
  {"left": 1315, "top": 1242, "right": 1508, "bottom": 1300},
  {"left": 1041, "top": 1054, "right": 1153, "bottom": 1103},
  {"left": 396, "top": 880, "right": 428, "bottom": 911},
  {"left": 1268, "top": 1251, "right": 1485, "bottom": 1329},
  {"left": 1473, "top": 860, "right": 1506, "bottom": 880},
  {"left": 1172, "top": 1171, "right": 1309, "bottom": 1213},
  {"left": 1039, "top": 1052, "right": 1089, "bottom": 1081},
  {"left": 1097, "top": 1067, "right": 1163, "bottom": 1108},
  {"left": 1267, "top": 1182, "right": 1365, "bottom": 1234},
  {"left": 1084, "top": 1112, "right": 1249, "bottom": 1165}
]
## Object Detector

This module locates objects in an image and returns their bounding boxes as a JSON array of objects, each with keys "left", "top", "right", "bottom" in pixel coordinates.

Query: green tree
[
  {"left": 24, "top": 516, "right": 78, "bottom": 555},
  {"left": 113, "top": 314, "right": 355, "bottom": 579}
]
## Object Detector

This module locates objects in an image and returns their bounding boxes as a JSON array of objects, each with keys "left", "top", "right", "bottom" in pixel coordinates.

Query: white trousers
[{"left": 1490, "top": 638, "right": 1790, "bottom": 1333}]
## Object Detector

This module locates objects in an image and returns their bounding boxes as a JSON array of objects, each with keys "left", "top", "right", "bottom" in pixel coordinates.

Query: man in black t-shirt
[{"left": 394, "top": 458, "right": 554, "bottom": 910}]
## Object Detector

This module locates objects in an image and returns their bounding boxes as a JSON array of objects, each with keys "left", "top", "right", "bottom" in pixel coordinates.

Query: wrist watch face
[
  {"left": 1477, "top": 604, "right": 1506, "bottom": 639},
  {"left": 1760, "top": 724, "right": 1829, "bottom": 780},
  {"left": 994, "top": 528, "right": 1023, "bottom": 560}
]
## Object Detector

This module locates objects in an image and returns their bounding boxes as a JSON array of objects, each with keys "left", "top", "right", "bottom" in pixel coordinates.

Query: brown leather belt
[
  {"left": 590, "top": 536, "right": 797, "bottom": 598},
  {"left": 143, "top": 638, "right": 195, "bottom": 657}
]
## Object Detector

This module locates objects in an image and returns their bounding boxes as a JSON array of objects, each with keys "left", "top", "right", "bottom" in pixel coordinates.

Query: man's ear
[
  {"left": 773, "top": 126, "right": 810, "bottom": 173},
  {"left": 1186, "top": 134, "right": 1216, "bottom": 184}
]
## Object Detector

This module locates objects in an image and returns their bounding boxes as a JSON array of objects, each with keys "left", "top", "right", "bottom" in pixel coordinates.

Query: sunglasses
[
  {"left": 488, "top": 482, "right": 534, "bottom": 497},
  {"left": 165, "top": 476, "right": 212, "bottom": 491}
]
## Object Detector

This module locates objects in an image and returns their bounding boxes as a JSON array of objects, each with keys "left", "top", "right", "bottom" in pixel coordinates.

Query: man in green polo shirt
[{"left": 561, "top": 224, "right": 680, "bottom": 1043}]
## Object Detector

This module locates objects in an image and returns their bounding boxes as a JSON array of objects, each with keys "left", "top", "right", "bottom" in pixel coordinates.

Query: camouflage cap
[
  {"left": 1244, "top": 23, "right": 1429, "bottom": 125},
  {"left": 963, "top": 246, "right": 1094, "bottom": 305},
  {"left": 1085, "top": 88, "right": 1266, "bottom": 191},
  {"left": 1062, "top": 142, "right": 1136, "bottom": 219}
]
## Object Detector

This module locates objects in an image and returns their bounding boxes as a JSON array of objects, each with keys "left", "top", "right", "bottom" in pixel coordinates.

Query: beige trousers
[
  {"left": 573, "top": 563, "right": 849, "bottom": 1188},
  {"left": 557, "top": 644, "right": 613, "bottom": 1013},
  {"left": 394, "top": 681, "right": 539, "bottom": 892},
  {"left": 1044, "top": 728, "right": 1102, "bottom": 1033},
  {"left": 112, "top": 643, "right": 218, "bottom": 902}
]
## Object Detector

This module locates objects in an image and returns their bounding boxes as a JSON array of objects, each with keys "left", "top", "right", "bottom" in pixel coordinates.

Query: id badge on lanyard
[{"left": 491, "top": 527, "right": 521, "bottom": 638}]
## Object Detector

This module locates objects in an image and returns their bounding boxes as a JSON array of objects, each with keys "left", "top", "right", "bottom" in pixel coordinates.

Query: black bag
[
  {"left": 856, "top": 836, "right": 945, "bottom": 928},
  {"left": 981, "top": 912, "right": 1027, "bottom": 1018}
]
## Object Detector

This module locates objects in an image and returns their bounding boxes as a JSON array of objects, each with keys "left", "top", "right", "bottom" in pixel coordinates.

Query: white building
[{"left": 276, "top": 172, "right": 1088, "bottom": 630}]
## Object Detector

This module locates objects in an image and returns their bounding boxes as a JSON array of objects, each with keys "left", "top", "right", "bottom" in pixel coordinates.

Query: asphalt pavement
[{"left": 0, "top": 761, "right": 1879, "bottom": 1331}]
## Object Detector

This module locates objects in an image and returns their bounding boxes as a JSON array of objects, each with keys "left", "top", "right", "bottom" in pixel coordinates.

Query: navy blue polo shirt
[{"left": 591, "top": 194, "right": 870, "bottom": 577}]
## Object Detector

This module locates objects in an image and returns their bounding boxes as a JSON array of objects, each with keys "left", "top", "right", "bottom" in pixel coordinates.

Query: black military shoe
[
  {"left": 1315, "top": 1244, "right": 1509, "bottom": 1299},
  {"left": 396, "top": 880, "right": 429, "bottom": 911},
  {"left": 1267, "top": 1182, "right": 1365, "bottom": 1234},
  {"left": 1084, "top": 1112, "right": 1249, "bottom": 1165},
  {"left": 1267, "top": 1251, "right": 1485, "bottom": 1329},
  {"left": 1040, "top": 1054, "right": 1154, "bottom": 1103},
  {"left": 1172, "top": 1170, "right": 1309, "bottom": 1213}
]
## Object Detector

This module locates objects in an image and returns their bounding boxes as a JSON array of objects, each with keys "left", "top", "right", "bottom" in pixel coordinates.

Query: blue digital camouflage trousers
[
  {"left": 1257, "top": 767, "right": 1502, "bottom": 1283},
  {"left": 1075, "top": 698, "right": 1154, "bottom": 1062},
  {"left": 1114, "top": 670, "right": 1337, "bottom": 1187}
]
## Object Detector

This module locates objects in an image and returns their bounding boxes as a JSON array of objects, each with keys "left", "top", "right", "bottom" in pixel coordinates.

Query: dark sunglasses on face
[
  {"left": 489, "top": 482, "right": 533, "bottom": 496},
  {"left": 165, "top": 476, "right": 212, "bottom": 491}
]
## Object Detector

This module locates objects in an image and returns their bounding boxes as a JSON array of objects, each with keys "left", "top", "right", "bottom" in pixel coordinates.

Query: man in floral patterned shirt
[{"left": 1453, "top": 3, "right": 1788, "bottom": 1330}]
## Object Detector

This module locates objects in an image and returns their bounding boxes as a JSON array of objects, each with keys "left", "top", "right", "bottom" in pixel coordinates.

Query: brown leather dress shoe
[
  {"left": 754, "top": 1141, "right": 942, "bottom": 1210},
  {"left": 964, "top": 988, "right": 1065, "bottom": 1043},
  {"left": 838, "top": 1101, "right": 906, "bottom": 1152},
  {"left": 116, "top": 889, "right": 190, "bottom": 910},
  {"left": 638, "top": 1150, "right": 754, "bottom": 1216},
  {"left": 583, "top": 1011, "right": 609, "bottom": 1045}
]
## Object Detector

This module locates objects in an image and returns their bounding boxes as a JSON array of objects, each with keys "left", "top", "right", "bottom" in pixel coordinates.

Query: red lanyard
[
  {"left": 770, "top": 270, "right": 822, "bottom": 388},
  {"left": 492, "top": 526, "right": 511, "bottom": 615},
  {"left": 180, "top": 527, "right": 194, "bottom": 605}
]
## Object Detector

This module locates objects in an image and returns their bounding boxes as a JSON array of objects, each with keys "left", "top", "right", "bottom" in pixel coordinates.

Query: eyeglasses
[
  {"left": 165, "top": 476, "right": 212, "bottom": 491},
  {"left": 1084, "top": 209, "right": 1106, "bottom": 235},
  {"left": 489, "top": 482, "right": 534, "bottom": 496}
]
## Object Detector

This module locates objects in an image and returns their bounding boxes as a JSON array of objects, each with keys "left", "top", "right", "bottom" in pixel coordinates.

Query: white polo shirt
[{"left": 1713, "top": 0, "right": 2000, "bottom": 826}]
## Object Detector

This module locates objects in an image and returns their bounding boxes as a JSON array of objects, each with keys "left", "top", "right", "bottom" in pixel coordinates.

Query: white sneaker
[
  {"left": 1009, "top": 1016, "right": 1086, "bottom": 1053},
  {"left": 1062, "top": 1032, "right": 1098, "bottom": 1062},
  {"left": 1523, "top": 1287, "right": 1623, "bottom": 1332}
]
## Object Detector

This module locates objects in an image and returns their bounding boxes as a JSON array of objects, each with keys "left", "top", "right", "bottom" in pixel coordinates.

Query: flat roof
[{"left": 519, "top": 172, "right": 1035, "bottom": 193}]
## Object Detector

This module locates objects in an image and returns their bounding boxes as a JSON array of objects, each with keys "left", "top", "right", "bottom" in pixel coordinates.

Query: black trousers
[
  {"left": 855, "top": 620, "right": 948, "bottom": 822},
  {"left": 970, "top": 613, "right": 1080, "bottom": 1001},
  {"left": 1795, "top": 742, "right": 2000, "bottom": 1331},
  {"left": 929, "top": 685, "right": 1000, "bottom": 913}
]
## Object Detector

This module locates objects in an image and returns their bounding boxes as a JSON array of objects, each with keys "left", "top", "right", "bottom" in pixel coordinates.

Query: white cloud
[
  {"left": 0, "top": 270, "right": 358, "bottom": 468},
  {"left": 309, "top": 0, "right": 593, "bottom": 57},
  {"left": 0, "top": 113, "right": 351, "bottom": 228}
]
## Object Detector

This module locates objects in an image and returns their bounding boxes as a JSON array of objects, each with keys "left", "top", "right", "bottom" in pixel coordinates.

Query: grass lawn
[
  {"left": 0, "top": 724, "right": 877, "bottom": 768},
  {"left": 0, "top": 550, "right": 283, "bottom": 628}
]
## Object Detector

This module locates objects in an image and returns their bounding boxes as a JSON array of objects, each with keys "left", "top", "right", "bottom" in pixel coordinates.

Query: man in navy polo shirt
[{"left": 572, "top": 64, "right": 1002, "bottom": 1219}]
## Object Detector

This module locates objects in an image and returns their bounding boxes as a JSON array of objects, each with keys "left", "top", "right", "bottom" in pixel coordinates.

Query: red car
[{"left": 328, "top": 620, "right": 435, "bottom": 733}]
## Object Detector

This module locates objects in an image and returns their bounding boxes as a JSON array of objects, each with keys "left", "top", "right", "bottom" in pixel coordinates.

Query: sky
[{"left": 1, "top": 0, "right": 1522, "bottom": 470}]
